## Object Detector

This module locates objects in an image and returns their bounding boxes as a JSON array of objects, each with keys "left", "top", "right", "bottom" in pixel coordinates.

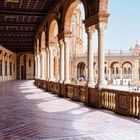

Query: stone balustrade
[{"left": 35, "top": 79, "right": 140, "bottom": 119}]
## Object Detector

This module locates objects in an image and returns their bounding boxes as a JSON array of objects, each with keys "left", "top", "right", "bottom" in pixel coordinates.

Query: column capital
[
  {"left": 86, "top": 25, "right": 96, "bottom": 35},
  {"left": 58, "top": 39, "right": 64, "bottom": 46},
  {"left": 36, "top": 52, "right": 40, "bottom": 56},
  {"left": 41, "top": 48, "right": 47, "bottom": 53},
  {"left": 48, "top": 41, "right": 55, "bottom": 46},
  {"left": 64, "top": 31, "right": 72, "bottom": 38},
  {"left": 96, "top": 22, "right": 107, "bottom": 31}
]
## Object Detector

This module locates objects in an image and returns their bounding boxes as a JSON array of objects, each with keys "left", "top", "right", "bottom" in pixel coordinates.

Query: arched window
[
  {"left": 116, "top": 67, "right": 119, "bottom": 74},
  {"left": 10, "top": 62, "right": 12, "bottom": 75},
  {"left": 5, "top": 61, "right": 7, "bottom": 76},
  {"left": 112, "top": 68, "right": 115, "bottom": 74},
  {"left": 124, "top": 67, "right": 127, "bottom": 74},
  {"left": 128, "top": 67, "right": 131, "bottom": 74},
  {"left": 104, "top": 67, "right": 107, "bottom": 74}
]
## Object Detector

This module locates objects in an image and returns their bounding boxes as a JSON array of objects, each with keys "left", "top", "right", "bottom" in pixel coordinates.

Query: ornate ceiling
[{"left": 0, "top": 0, "right": 57, "bottom": 52}]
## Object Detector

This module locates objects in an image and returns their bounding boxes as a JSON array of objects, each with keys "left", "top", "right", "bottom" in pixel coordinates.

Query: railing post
[{"left": 115, "top": 91, "right": 131, "bottom": 116}]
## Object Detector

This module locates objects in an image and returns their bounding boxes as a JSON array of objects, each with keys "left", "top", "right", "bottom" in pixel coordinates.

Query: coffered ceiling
[{"left": 0, "top": 0, "right": 57, "bottom": 52}]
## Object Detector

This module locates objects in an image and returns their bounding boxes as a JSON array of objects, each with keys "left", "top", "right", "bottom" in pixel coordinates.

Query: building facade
[
  {"left": 0, "top": 45, "right": 34, "bottom": 82},
  {"left": 74, "top": 43, "right": 140, "bottom": 87}
]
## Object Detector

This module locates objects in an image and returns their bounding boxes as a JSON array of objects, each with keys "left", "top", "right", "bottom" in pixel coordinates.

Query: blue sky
[{"left": 104, "top": 0, "right": 140, "bottom": 50}]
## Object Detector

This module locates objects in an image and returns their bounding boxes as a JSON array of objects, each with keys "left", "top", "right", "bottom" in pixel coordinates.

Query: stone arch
[
  {"left": 48, "top": 19, "right": 59, "bottom": 81},
  {"left": 122, "top": 61, "right": 132, "bottom": 76},
  {"left": 122, "top": 61, "right": 132, "bottom": 68},
  {"left": 41, "top": 31, "right": 46, "bottom": 48},
  {"left": 64, "top": 0, "right": 86, "bottom": 32},
  {"left": 110, "top": 61, "right": 119, "bottom": 69},
  {"left": 17, "top": 53, "right": 34, "bottom": 80},
  {"left": 49, "top": 19, "right": 58, "bottom": 43},
  {"left": 110, "top": 61, "right": 120, "bottom": 79}
]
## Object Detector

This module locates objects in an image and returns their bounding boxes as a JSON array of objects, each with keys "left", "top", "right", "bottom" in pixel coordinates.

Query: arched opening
[
  {"left": 49, "top": 19, "right": 59, "bottom": 81},
  {"left": 41, "top": 31, "right": 46, "bottom": 49},
  {"left": 122, "top": 62, "right": 132, "bottom": 86},
  {"left": 20, "top": 55, "right": 26, "bottom": 80},
  {"left": 77, "top": 62, "right": 86, "bottom": 81},
  {"left": 39, "top": 31, "right": 47, "bottom": 80},
  {"left": 110, "top": 62, "right": 120, "bottom": 85},
  {"left": 64, "top": 0, "right": 87, "bottom": 82}
]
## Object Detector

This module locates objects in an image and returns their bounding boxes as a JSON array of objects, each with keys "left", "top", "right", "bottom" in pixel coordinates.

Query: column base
[
  {"left": 86, "top": 81, "right": 95, "bottom": 88},
  {"left": 96, "top": 80, "right": 107, "bottom": 89},
  {"left": 64, "top": 79, "right": 71, "bottom": 84},
  {"left": 59, "top": 79, "right": 64, "bottom": 84},
  {"left": 48, "top": 78, "right": 55, "bottom": 82},
  {"left": 40, "top": 77, "right": 45, "bottom": 80}
]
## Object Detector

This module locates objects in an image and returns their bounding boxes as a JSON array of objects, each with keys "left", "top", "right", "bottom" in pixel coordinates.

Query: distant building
[{"left": 73, "top": 43, "right": 140, "bottom": 86}]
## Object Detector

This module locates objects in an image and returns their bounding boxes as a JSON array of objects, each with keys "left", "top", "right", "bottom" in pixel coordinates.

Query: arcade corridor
[{"left": 0, "top": 80, "right": 140, "bottom": 140}]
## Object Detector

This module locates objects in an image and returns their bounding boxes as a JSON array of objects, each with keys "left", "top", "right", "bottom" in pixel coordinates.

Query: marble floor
[{"left": 0, "top": 80, "right": 140, "bottom": 140}]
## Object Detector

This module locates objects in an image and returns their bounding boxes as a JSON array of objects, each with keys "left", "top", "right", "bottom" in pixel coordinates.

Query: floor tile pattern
[{"left": 0, "top": 80, "right": 140, "bottom": 140}]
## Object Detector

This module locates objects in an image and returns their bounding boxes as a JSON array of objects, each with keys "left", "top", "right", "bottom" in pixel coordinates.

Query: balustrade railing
[
  {"left": 101, "top": 89, "right": 116, "bottom": 111},
  {"left": 35, "top": 79, "right": 140, "bottom": 119},
  {"left": 130, "top": 93, "right": 140, "bottom": 118}
]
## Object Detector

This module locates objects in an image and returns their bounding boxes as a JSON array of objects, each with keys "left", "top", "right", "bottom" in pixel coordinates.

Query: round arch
[
  {"left": 48, "top": 19, "right": 59, "bottom": 81},
  {"left": 110, "top": 61, "right": 119, "bottom": 68},
  {"left": 64, "top": 0, "right": 86, "bottom": 32},
  {"left": 122, "top": 61, "right": 132, "bottom": 68},
  {"left": 41, "top": 31, "right": 46, "bottom": 48},
  {"left": 49, "top": 19, "right": 59, "bottom": 43}
]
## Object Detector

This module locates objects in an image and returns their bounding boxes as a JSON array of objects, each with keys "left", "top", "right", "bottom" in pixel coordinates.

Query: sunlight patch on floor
[
  {"left": 25, "top": 93, "right": 50, "bottom": 99},
  {"left": 37, "top": 100, "right": 80, "bottom": 113},
  {"left": 70, "top": 107, "right": 90, "bottom": 115}
]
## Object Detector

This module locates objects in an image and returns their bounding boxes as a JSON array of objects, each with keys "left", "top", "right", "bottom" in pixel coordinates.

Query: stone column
[
  {"left": 97, "top": 22, "right": 107, "bottom": 87},
  {"left": 34, "top": 55, "right": 37, "bottom": 78},
  {"left": 86, "top": 26, "right": 95, "bottom": 87},
  {"left": 49, "top": 45, "right": 54, "bottom": 81},
  {"left": 120, "top": 67, "right": 123, "bottom": 85},
  {"left": 59, "top": 39, "right": 64, "bottom": 83},
  {"left": 41, "top": 48, "right": 46, "bottom": 80},
  {"left": 2, "top": 55, "right": 4, "bottom": 82},
  {"left": 7, "top": 58, "right": 10, "bottom": 80},
  {"left": 37, "top": 53, "right": 40, "bottom": 79},
  {"left": 64, "top": 35, "right": 71, "bottom": 84},
  {"left": 39, "top": 54, "right": 42, "bottom": 79},
  {"left": 46, "top": 48, "right": 49, "bottom": 81}
]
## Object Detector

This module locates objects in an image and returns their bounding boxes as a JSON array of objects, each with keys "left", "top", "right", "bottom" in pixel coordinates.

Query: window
[
  {"left": 10, "top": 62, "right": 12, "bottom": 75},
  {"left": 104, "top": 67, "right": 107, "bottom": 74},
  {"left": 5, "top": 61, "right": 7, "bottom": 75},
  {"left": 116, "top": 67, "right": 119, "bottom": 74},
  {"left": 112, "top": 68, "right": 115, "bottom": 74},
  {"left": 29, "top": 59, "right": 31, "bottom": 67},
  {"left": 0, "top": 60, "right": 2, "bottom": 76},
  {"left": 128, "top": 67, "right": 131, "bottom": 74},
  {"left": 124, "top": 67, "right": 127, "bottom": 74}
]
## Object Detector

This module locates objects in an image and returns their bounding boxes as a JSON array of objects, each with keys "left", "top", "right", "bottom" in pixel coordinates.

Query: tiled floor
[{"left": 0, "top": 80, "right": 140, "bottom": 140}]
